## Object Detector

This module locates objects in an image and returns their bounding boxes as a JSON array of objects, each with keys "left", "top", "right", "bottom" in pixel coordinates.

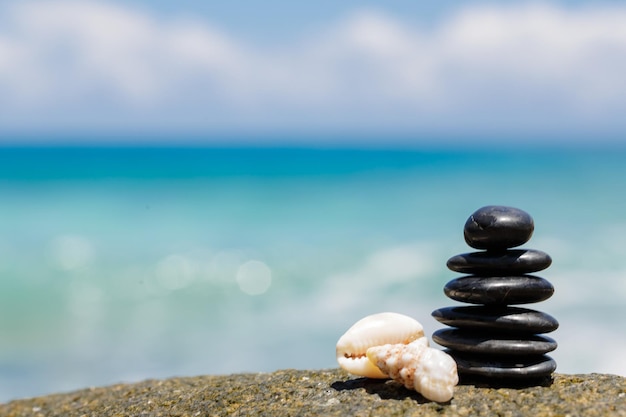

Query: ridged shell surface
[
  {"left": 336, "top": 312, "right": 425, "bottom": 379},
  {"left": 367, "top": 342, "right": 458, "bottom": 402}
]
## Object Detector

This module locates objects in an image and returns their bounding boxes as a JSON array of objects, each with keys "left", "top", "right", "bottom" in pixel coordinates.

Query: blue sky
[{"left": 0, "top": 0, "right": 625, "bottom": 144}]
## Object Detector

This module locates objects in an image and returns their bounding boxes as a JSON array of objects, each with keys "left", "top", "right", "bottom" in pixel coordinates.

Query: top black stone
[{"left": 464, "top": 206, "right": 534, "bottom": 250}]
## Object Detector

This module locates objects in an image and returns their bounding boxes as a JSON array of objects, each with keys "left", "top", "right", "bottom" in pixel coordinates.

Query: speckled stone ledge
[{"left": 1, "top": 369, "right": 624, "bottom": 417}]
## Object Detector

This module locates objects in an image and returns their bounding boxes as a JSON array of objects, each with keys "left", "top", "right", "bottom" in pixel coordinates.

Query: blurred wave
[{"left": 0, "top": 146, "right": 625, "bottom": 401}]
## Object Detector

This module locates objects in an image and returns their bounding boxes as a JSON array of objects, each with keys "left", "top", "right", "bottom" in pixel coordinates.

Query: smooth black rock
[
  {"left": 432, "top": 328, "right": 557, "bottom": 355},
  {"left": 431, "top": 306, "right": 559, "bottom": 333},
  {"left": 444, "top": 275, "right": 554, "bottom": 305},
  {"left": 447, "top": 351, "right": 557, "bottom": 379},
  {"left": 464, "top": 206, "right": 534, "bottom": 250},
  {"left": 447, "top": 249, "right": 552, "bottom": 275}
]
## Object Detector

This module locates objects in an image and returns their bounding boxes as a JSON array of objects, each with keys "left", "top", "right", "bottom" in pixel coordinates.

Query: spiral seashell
[
  {"left": 367, "top": 341, "right": 459, "bottom": 402},
  {"left": 336, "top": 312, "right": 458, "bottom": 402},
  {"left": 336, "top": 312, "right": 426, "bottom": 378}
]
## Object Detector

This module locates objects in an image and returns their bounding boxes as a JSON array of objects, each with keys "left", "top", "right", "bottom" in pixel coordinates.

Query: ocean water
[{"left": 1, "top": 146, "right": 625, "bottom": 402}]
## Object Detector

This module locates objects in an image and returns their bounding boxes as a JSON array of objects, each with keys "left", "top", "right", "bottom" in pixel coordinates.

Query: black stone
[
  {"left": 444, "top": 275, "right": 554, "bottom": 305},
  {"left": 447, "top": 351, "right": 557, "bottom": 379},
  {"left": 464, "top": 206, "right": 534, "bottom": 250},
  {"left": 431, "top": 306, "right": 559, "bottom": 334},
  {"left": 432, "top": 328, "right": 557, "bottom": 355},
  {"left": 446, "top": 249, "right": 552, "bottom": 275}
]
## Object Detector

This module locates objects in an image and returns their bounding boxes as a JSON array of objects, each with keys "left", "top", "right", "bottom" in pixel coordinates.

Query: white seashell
[
  {"left": 367, "top": 341, "right": 459, "bottom": 402},
  {"left": 336, "top": 312, "right": 426, "bottom": 379}
]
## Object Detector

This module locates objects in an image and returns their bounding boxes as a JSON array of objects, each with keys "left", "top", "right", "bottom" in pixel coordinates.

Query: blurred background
[{"left": 1, "top": 0, "right": 626, "bottom": 402}]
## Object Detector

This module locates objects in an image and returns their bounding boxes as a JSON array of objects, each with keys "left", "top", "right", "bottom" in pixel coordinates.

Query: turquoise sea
[{"left": 1, "top": 146, "right": 625, "bottom": 402}]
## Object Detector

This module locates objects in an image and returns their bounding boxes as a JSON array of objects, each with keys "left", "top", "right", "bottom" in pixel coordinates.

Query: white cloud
[
  {"left": 0, "top": 1, "right": 244, "bottom": 105},
  {"left": 1, "top": 1, "right": 626, "bottom": 138},
  {"left": 437, "top": 6, "right": 626, "bottom": 108}
]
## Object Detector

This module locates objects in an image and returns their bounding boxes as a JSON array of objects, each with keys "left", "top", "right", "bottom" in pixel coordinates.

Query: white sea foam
[
  {"left": 205, "top": 250, "right": 246, "bottom": 285},
  {"left": 155, "top": 254, "right": 196, "bottom": 291},
  {"left": 48, "top": 234, "right": 95, "bottom": 271},
  {"left": 236, "top": 260, "right": 272, "bottom": 295},
  {"left": 67, "top": 280, "right": 104, "bottom": 318}
]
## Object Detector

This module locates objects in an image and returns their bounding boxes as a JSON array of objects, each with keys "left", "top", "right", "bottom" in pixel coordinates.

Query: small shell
[
  {"left": 367, "top": 342, "right": 458, "bottom": 402},
  {"left": 336, "top": 312, "right": 426, "bottom": 379}
]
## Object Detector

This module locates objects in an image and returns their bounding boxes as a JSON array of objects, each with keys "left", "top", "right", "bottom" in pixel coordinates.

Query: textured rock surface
[{"left": 1, "top": 369, "right": 624, "bottom": 417}]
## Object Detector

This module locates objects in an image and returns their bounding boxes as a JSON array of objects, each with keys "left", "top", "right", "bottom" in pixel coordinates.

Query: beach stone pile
[{"left": 432, "top": 206, "right": 558, "bottom": 381}]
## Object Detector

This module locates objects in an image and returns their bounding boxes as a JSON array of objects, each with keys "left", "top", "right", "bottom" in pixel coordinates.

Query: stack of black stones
[{"left": 432, "top": 206, "right": 559, "bottom": 382}]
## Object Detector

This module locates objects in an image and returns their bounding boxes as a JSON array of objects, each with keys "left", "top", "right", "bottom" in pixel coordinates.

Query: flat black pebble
[
  {"left": 447, "top": 249, "right": 552, "bottom": 275},
  {"left": 447, "top": 351, "right": 556, "bottom": 379},
  {"left": 431, "top": 306, "right": 559, "bottom": 333},
  {"left": 433, "top": 328, "right": 557, "bottom": 355},
  {"left": 464, "top": 206, "right": 534, "bottom": 250},
  {"left": 444, "top": 275, "right": 554, "bottom": 305}
]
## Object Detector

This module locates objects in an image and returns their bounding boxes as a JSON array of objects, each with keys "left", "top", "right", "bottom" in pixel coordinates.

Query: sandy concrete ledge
[{"left": 1, "top": 369, "right": 624, "bottom": 416}]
